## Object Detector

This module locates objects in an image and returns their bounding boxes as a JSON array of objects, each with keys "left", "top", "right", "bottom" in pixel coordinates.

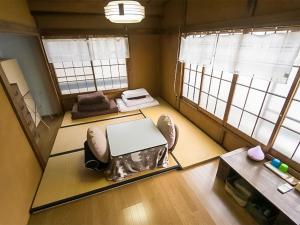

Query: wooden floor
[
  {"left": 31, "top": 151, "right": 178, "bottom": 210},
  {"left": 28, "top": 159, "right": 258, "bottom": 225}
]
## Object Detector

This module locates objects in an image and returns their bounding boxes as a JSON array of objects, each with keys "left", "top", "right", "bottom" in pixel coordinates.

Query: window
[
  {"left": 273, "top": 84, "right": 300, "bottom": 163},
  {"left": 43, "top": 37, "right": 129, "bottom": 95},
  {"left": 180, "top": 29, "right": 300, "bottom": 166},
  {"left": 182, "top": 64, "right": 233, "bottom": 120}
]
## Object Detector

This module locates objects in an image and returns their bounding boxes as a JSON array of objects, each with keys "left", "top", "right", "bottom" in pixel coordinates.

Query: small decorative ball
[
  {"left": 271, "top": 158, "right": 281, "bottom": 168},
  {"left": 279, "top": 163, "right": 288, "bottom": 173}
]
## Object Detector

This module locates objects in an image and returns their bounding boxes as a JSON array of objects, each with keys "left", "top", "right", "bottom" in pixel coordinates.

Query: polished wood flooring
[{"left": 29, "top": 159, "right": 257, "bottom": 225}]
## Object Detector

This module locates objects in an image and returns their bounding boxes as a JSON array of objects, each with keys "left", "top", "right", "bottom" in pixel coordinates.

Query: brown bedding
[
  {"left": 77, "top": 91, "right": 105, "bottom": 105},
  {"left": 71, "top": 99, "right": 118, "bottom": 119}
]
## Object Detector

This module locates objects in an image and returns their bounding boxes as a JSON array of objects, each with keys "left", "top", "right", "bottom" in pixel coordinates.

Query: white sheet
[
  {"left": 122, "top": 88, "right": 149, "bottom": 99},
  {"left": 116, "top": 98, "right": 159, "bottom": 112},
  {"left": 121, "top": 94, "right": 154, "bottom": 107}
]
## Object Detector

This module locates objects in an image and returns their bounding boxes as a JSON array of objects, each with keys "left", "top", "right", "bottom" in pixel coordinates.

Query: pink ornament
[{"left": 247, "top": 146, "right": 265, "bottom": 161}]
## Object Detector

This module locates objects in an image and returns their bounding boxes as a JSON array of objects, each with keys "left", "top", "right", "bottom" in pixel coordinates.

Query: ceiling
[{"left": 28, "top": 0, "right": 170, "bottom": 16}]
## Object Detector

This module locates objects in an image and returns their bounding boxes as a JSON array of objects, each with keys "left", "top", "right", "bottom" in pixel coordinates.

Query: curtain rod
[
  {"left": 183, "top": 25, "right": 300, "bottom": 36},
  {"left": 41, "top": 34, "right": 128, "bottom": 39}
]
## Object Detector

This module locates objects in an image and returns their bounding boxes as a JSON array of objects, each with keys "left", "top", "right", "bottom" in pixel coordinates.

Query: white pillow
[
  {"left": 87, "top": 127, "right": 109, "bottom": 163},
  {"left": 157, "top": 115, "right": 176, "bottom": 150}
]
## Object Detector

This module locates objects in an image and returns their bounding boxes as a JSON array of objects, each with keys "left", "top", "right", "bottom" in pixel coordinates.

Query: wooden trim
[
  {"left": 38, "top": 37, "right": 63, "bottom": 113},
  {"left": 0, "top": 19, "right": 38, "bottom": 36},
  {"left": 180, "top": 97, "right": 223, "bottom": 125},
  {"left": 197, "top": 66, "right": 205, "bottom": 107},
  {"left": 220, "top": 74, "right": 238, "bottom": 143},
  {"left": 265, "top": 68, "right": 300, "bottom": 152},
  {"left": 39, "top": 28, "right": 163, "bottom": 36}
]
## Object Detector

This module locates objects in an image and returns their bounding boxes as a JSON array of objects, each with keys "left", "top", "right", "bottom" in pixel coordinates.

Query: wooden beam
[
  {"left": 181, "top": 9, "right": 300, "bottom": 33},
  {"left": 28, "top": 0, "right": 163, "bottom": 16},
  {"left": 0, "top": 20, "right": 38, "bottom": 36}
]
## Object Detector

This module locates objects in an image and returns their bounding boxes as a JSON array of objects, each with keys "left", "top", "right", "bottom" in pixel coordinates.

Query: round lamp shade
[{"left": 104, "top": 1, "right": 145, "bottom": 23}]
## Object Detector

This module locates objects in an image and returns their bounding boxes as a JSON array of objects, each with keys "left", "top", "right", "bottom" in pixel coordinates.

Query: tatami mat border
[
  {"left": 30, "top": 163, "right": 180, "bottom": 213},
  {"left": 60, "top": 111, "right": 144, "bottom": 128},
  {"left": 50, "top": 148, "right": 84, "bottom": 157}
]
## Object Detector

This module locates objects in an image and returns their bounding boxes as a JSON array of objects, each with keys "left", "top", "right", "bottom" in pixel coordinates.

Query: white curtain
[
  {"left": 179, "top": 35, "right": 218, "bottom": 67},
  {"left": 42, "top": 39, "right": 91, "bottom": 63},
  {"left": 88, "top": 37, "right": 129, "bottom": 60},
  {"left": 213, "top": 33, "right": 243, "bottom": 73},
  {"left": 236, "top": 32, "right": 300, "bottom": 82},
  {"left": 180, "top": 31, "right": 300, "bottom": 83}
]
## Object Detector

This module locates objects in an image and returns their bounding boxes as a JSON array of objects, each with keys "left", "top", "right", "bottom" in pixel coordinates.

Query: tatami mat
[
  {"left": 61, "top": 110, "right": 141, "bottom": 127},
  {"left": 31, "top": 151, "right": 179, "bottom": 212},
  {"left": 140, "top": 98, "right": 226, "bottom": 168},
  {"left": 51, "top": 114, "right": 145, "bottom": 156}
]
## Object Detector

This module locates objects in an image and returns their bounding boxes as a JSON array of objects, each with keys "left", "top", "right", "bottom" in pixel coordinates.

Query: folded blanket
[
  {"left": 78, "top": 97, "right": 110, "bottom": 112},
  {"left": 78, "top": 91, "right": 105, "bottom": 105},
  {"left": 121, "top": 94, "right": 154, "bottom": 107},
  {"left": 116, "top": 98, "right": 159, "bottom": 112},
  {"left": 122, "top": 88, "right": 149, "bottom": 99},
  {"left": 78, "top": 102, "right": 110, "bottom": 112}
]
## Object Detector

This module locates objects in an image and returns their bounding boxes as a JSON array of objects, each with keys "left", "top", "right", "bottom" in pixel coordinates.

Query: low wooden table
[
  {"left": 216, "top": 147, "right": 300, "bottom": 225},
  {"left": 106, "top": 118, "right": 167, "bottom": 157}
]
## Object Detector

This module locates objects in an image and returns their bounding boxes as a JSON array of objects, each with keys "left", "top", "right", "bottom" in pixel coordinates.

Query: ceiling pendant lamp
[{"left": 104, "top": 0, "right": 145, "bottom": 23}]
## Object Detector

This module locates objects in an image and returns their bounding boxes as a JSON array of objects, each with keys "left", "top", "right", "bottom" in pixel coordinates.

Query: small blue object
[{"left": 271, "top": 158, "right": 281, "bottom": 168}]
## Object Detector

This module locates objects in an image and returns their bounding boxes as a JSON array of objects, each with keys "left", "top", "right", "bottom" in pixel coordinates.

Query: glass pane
[
  {"left": 193, "top": 89, "right": 200, "bottom": 103},
  {"left": 260, "top": 94, "right": 284, "bottom": 123},
  {"left": 215, "top": 100, "right": 226, "bottom": 119},
  {"left": 244, "top": 89, "right": 265, "bottom": 115},
  {"left": 232, "top": 85, "right": 248, "bottom": 108},
  {"left": 199, "top": 92, "right": 208, "bottom": 109},
  {"left": 210, "top": 77, "right": 220, "bottom": 97},
  {"left": 237, "top": 75, "right": 251, "bottom": 86},
  {"left": 218, "top": 81, "right": 230, "bottom": 102},
  {"left": 239, "top": 112, "right": 257, "bottom": 136},
  {"left": 182, "top": 84, "right": 188, "bottom": 98},
  {"left": 189, "top": 70, "right": 196, "bottom": 85},
  {"left": 195, "top": 73, "right": 201, "bottom": 89},
  {"left": 252, "top": 119, "right": 275, "bottom": 145},
  {"left": 292, "top": 143, "right": 300, "bottom": 164},
  {"left": 273, "top": 127, "right": 299, "bottom": 158},
  {"left": 184, "top": 69, "right": 190, "bottom": 83},
  {"left": 228, "top": 106, "right": 242, "bottom": 128},
  {"left": 251, "top": 79, "right": 269, "bottom": 91},
  {"left": 187, "top": 86, "right": 194, "bottom": 101},
  {"left": 202, "top": 75, "right": 211, "bottom": 93},
  {"left": 207, "top": 96, "right": 216, "bottom": 114},
  {"left": 111, "top": 65, "right": 119, "bottom": 78},
  {"left": 284, "top": 100, "right": 300, "bottom": 133},
  {"left": 102, "top": 67, "right": 111, "bottom": 78}
]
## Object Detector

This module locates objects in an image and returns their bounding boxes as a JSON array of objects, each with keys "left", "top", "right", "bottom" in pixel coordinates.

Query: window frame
[
  {"left": 42, "top": 36, "right": 131, "bottom": 97},
  {"left": 180, "top": 63, "right": 300, "bottom": 169}
]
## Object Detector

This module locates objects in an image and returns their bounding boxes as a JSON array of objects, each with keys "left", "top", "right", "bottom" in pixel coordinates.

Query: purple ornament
[{"left": 247, "top": 146, "right": 265, "bottom": 161}]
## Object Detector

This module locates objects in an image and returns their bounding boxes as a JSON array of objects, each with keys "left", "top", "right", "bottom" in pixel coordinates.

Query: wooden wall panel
[
  {"left": 222, "top": 131, "right": 251, "bottom": 151},
  {"left": 0, "top": 82, "right": 42, "bottom": 225},
  {"left": 0, "top": 0, "right": 36, "bottom": 27},
  {"left": 160, "top": 34, "right": 180, "bottom": 107},
  {"left": 128, "top": 34, "right": 161, "bottom": 97},
  {"left": 186, "top": 0, "right": 250, "bottom": 25},
  {"left": 255, "top": 0, "right": 300, "bottom": 16},
  {"left": 179, "top": 100, "right": 223, "bottom": 142}
]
